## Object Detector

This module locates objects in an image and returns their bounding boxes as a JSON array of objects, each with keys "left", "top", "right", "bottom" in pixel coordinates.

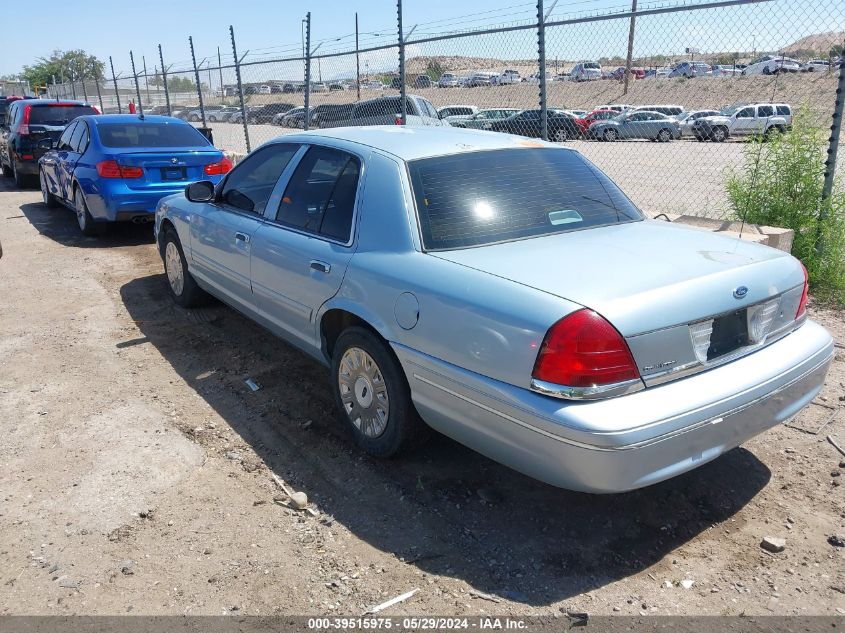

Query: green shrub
[{"left": 726, "top": 105, "right": 845, "bottom": 305}]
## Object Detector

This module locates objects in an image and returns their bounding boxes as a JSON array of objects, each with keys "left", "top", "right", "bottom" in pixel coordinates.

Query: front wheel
[
  {"left": 162, "top": 228, "right": 208, "bottom": 308},
  {"left": 710, "top": 126, "right": 728, "bottom": 142},
  {"left": 603, "top": 128, "right": 619, "bottom": 141},
  {"left": 553, "top": 128, "right": 569, "bottom": 142},
  {"left": 331, "top": 327, "right": 428, "bottom": 458},
  {"left": 656, "top": 128, "right": 672, "bottom": 143}
]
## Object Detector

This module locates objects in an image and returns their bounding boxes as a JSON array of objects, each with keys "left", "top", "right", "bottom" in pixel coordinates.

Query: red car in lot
[{"left": 574, "top": 109, "right": 619, "bottom": 137}]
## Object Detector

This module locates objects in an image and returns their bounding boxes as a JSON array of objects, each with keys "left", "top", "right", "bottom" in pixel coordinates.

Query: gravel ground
[{"left": 0, "top": 177, "right": 844, "bottom": 617}]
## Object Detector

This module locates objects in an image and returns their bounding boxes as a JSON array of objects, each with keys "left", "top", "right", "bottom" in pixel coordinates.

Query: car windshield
[
  {"left": 408, "top": 148, "right": 642, "bottom": 250},
  {"left": 97, "top": 122, "right": 211, "bottom": 148},
  {"left": 29, "top": 105, "right": 97, "bottom": 125},
  {"left": 584, "top": 63, "right": 600, "bottom": 69}
]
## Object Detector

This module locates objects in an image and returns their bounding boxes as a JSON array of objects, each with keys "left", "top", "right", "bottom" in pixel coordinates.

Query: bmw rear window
[
  {"left": 408, "top": 148, "right": 643, "bottom": 250},
  {"left": 97, "top": 122, "right": 211, "bottom": 148},
  {"left": 29, "top": 105, "right": 97, "bottom": 125}
]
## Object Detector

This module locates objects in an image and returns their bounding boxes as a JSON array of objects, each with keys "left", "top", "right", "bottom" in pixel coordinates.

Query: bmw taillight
[
  {"left": 532, "top": 309, "right": 641, "bottom": 388},
  {"left": 96, "top": 160, "right": 143, "bottom": 179},
  {"left": 796, "top": 261, "right": 809, "bottom": 319},
  {"left": 204, "top": 157, "right": 233, "bottom": 176}
]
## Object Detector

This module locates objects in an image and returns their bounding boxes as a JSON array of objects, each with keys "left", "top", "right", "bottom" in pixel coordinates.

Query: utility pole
[{"left": 623, "top": 0, "right": 638, "bottom": 95}]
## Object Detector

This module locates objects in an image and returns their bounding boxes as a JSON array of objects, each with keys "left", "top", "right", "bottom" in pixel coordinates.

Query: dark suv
[{"left": 1, "top": 99, "right": 98, "bottom": 186}]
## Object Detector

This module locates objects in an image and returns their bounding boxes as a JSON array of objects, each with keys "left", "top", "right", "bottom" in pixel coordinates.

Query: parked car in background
[
  {"left": 312, "top": 104, "right": 355, "bottom": 129},
  {"left": 466, "top": 72, "right": 496, "bottom": 87},
  {"left": 186, "top": 105, "right": 228, "bottom": 122},
  {"left": 488, "top": 109, "right": 580, "bottom": 142},
  {"left": 692, "top": 103, "right": 792, "bottom": 142},
  {"left": 630, "top": 104, "right": 685, "bottom": 118},
  {"left": 525, "top": 71, "right": 554, "bottom": 84},
  {"left": 363, "top": 81, "right": 385, "bottom": 90},
  {"left": 414, "top": 75, "right": 433, "bottom": 89},
  {"left": 437, "top": 105, "right": 479, "bottom": 125},
  {"left": 328, "top": 83, "right": 348, "bottom": 92},
  {"left": 590, "top": 110, "right": 681, "bottom": 142},
  {"left": 449, "top": 108, "right": 520, "bottom": 129},
  {"left": 170, "top": 106, "right": 197, "bottom": 120},
  {"left": 609, "top": 67, "right": 645, "bottom": 80},
  {"left": 574, "top": 109, "right": 619, "bottom": 137},
  {"left": 275, "top": 106, "right": 312, "bottom": 128},
  {"left": 801, "top": 59, "right": 831, "bottom": 72},
  {"left": 311, "top": 82, "right": 329, "bottom": 93},
  {"left": 571, "top": 62, "right": 602, "bottom": 81},
  {"left": 229, "top": 106, "right": 260, "bottom": 124},
  {"left": 248, "top": 103, "right": 296, "bottom": 124},
  {"left": 346, "top": 95, "right": 446, "bottom": 127},
  {"left": 39, "top": 115, "right": 229, "bottom": 235},
  {"left": 742, "top": 55, "right": 801, "bottom": 75},
  {"left": 207, "top": 106, "right": 241, "bottom": 122},
  {"left": 493, "top": 69, "right": 521, "bottom": 85},
  {"left": 154, "top": 125, "right": 830, "bottom": 493},
  {"left": 282, "top": 83, "right": 303, "bottom": 93},
  {"left": 437, "top": 73, "right": 459, "bottom": 88},
  {"left": 643, "top": 67, "right": 670, "bottom": 78},
  {"left": 596, "top": 104, "right": 632, "bottom": 113},
  {"left": 1, "top": 99, "right": 99, "bottom": 187},
  {"left": 676, "top": 109, "right": 721, "bottom": 136},
  {"left": 711, "top": 64, "right": 742, "bottom": 77},
  {"left": 668, "top": 61, "right": 711, "bottom": 78}
]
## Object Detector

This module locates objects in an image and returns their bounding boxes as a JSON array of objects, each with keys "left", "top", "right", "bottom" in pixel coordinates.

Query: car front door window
[{"left": 220, "top": 144, "right": 300, "bottom": 215}]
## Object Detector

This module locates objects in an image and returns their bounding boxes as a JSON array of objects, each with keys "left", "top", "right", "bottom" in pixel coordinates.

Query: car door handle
[
  {"left": 234, "top": 232, "right": 250, "bottom": 244},
  {"left": 310, "top": 260, "right": 331, "bottom": 274}
]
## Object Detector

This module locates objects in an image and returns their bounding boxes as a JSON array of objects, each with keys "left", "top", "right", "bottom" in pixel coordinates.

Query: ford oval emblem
[{"left": 733, "top": 286, "right": 749, "bottom": 299}]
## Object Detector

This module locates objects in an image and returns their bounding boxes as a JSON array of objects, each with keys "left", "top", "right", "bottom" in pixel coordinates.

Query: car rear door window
[
  {"left": 409, "top": 148, "right": 643, "bottom": 250},
  {"left": 69, "top": 123, "right": 87, "bottom": 153},
  {"left": 776, "top": 105, "right": 791, "bottom": 116},
  {"left": 220, "top": 143, "right": 300, "bottom": 215},
  {"left": 757, "top": 105, "right": 774, "bottom": 117},
  {"left": 73, "top": 122, "right": 90, "bottom": 153},
  {"left": 737, "top": 107, "right": 754, "bottom": 118},
  {"left": 275, "top": 146, "right": 360, "bottom": 243}
]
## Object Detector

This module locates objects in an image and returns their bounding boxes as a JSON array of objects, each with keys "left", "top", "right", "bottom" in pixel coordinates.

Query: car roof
[
  {"left": 87, "top": 114, "right": 192, "bottom": 125},
  {"left": 11, "top": 98, "right": 93, "bottom": 107},
  {"left": 274, "top": 126, "right": 575, "bottom": 162}
]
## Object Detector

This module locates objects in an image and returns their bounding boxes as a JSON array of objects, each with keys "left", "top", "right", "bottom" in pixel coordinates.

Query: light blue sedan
[{"left": 154, "top": 126, "right": 832, "bottom": 493}]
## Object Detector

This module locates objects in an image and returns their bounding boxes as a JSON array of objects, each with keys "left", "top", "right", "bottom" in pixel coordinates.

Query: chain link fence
[{"left": 43, "top": 0, "right": 844, "bottom": 220}]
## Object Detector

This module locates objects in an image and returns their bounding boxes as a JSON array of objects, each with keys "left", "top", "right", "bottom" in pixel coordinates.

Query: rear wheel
[
  {"left": 656, "top": 128, "right": 672, "bottom": 143},
  {"left": 710, "top": 126, "right": 728, "bottom": 143},
  {"left": 331, "top": 327, "right": 428, "bottom": 458},
  {"left": 40, "top": 169, "right": 58, "bottom": 208},
  {"left": 553, "top": 128, "right": 569, "bottom": 142},
  {"left": 603, "top": 128, "right": 619, "bottom": 141},
  {"left": 74, "top": 186, "right": 100, "bottom": 237},
  {"left": 162, "top": 227, "right": 208, "bottom": 308}
]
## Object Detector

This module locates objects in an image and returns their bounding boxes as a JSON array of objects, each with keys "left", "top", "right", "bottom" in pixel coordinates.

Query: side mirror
[
  {"left": 37, "top": 138, "right": 55, "bottom": 151},
  {"left": 185, "top": 180, "right": 216, "bottom": 203}
]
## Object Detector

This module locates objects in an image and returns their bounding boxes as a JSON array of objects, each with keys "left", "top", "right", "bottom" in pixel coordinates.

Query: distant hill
[{"left": 783, "top": 32, "right": 844, "bottom": 55}]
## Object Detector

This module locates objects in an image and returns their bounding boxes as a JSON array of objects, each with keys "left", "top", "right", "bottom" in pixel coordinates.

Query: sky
[{"left": 2, "top": 0, "right": 842, "bottom": 81}]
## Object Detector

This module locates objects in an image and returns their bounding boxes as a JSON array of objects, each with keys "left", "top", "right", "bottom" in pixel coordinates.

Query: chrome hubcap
[
  {"left": 165, "top": 242, "right": 185, "bottom": 296},
  {"left": 338, "top": 347, "right": 389, "bottom": 438}
]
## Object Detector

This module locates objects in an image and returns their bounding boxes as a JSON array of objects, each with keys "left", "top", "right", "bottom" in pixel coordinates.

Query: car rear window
[
  {"left": 408, "top": 148, "right": 643, "bottom": 250},
  {"left": 97, "top": 122, "right": 211, "bottom": 148},
  {"left": 29, "top": 105, "right": 97, "bottom": 125}
]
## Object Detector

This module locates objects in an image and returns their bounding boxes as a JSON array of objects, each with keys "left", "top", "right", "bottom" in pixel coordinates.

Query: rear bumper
[
  {"left": 83, "top": 179, "right": 216, "bottom": 222},
  {"left": 394, "top": 320, "right": 833, "bottom": 493}
]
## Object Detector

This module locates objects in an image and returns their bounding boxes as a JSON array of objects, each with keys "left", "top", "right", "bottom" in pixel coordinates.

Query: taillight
[
  {"left": 204, "top": 157, "right": 233, "bottom": 176},
  {"left": 394, "top": 115, "right": 403, "bottom": 125},
  {"left": 96, "top": 160, "right": 143, "bottom": 179},
  {"left": 532, "top": 309, "right": 641, "bottom": 387},
  {"left": 18, "top": 105, "right": 31, "bottom": 135},
  {"left": 795, "top": 261, "right": 809, "bottom": 319}
]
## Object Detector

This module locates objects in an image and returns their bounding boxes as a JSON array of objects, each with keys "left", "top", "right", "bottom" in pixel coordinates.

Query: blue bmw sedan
[{"left": 39, "top": 115, "right": 231, "bottom": 235}]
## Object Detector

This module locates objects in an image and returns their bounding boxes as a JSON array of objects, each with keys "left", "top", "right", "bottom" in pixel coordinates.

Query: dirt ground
[{"left": 0, "top": 176, "right": 844, "bottom": 617}]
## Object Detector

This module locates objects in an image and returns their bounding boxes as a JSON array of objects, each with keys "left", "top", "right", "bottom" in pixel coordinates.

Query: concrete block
[{"left": 758, "top": 226, "right": 795, "bottom": 253}]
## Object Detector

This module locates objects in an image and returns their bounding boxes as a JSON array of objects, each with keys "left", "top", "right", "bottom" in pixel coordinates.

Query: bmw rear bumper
[{"left": 394, "top": 320, "right": 833, "bottom": 493}]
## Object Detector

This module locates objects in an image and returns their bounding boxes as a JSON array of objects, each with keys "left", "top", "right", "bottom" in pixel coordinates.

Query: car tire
[
  {"left": 656, "top": 128, "right": 671, "bottom": 143},
  {"left": 331, "top": 326, "right": 428, "bottom": 458},
  {"left": 12, "top": 160, "right": 29, "bottom": 188},
  {"left": 162, "top": 227, "right": 208, "bottom": 308},
  {"left": 603, "top": 129, "right": 618, "bottom": 141},
  {"left": 74, "top": 186, "right": 101, "bottom": 237},
  {"left": 40, "top": 169, "right": 58, "bottom": 208},
  {"left": 553, "top": 128, "right": 569, "bottom": 142},
  {"left": 711, "top": 126, "right": 728, "bottom": 142},
  {"left": 763, "top": 66, "right": 771, "bottom": 75},
  {"left": 189, "top": 114, "right": 199, "bottom": 122},
  {"left": 1, "top": 162, "right": 12, "bottom": 178}
]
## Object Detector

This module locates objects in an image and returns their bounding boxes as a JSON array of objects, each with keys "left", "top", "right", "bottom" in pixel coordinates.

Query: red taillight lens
[
  {"left": 204, "top": 157, "right": 233, "bottom": 176},
  {"left": 18, "top": 105, "right": 31, "bottom": 135},
  {"left": 532, "top": 309, "right": 641, "bottom": 387},
  {"left": 796, "top": 261, "right": 809, "bottom": 319},
  {"left": 394, "top": 115, "right": 403, "bottom": 125},
  {"left": 96, "top": 160, "right": 143, "bottom": 179}
]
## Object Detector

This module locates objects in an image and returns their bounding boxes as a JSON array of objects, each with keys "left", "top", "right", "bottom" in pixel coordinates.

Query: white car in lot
[
  {"left": 493, "top": 69, "right": 521, "bottom": 85},
  {"left": 692, "top": 103, "right": 792, "bottom": 141},
  {"left": 742, "top": 55, "right": 801, "bottom": 75},
  {"left": 801, "top": 59, "right": 831, "bottom": 72},
  {"left": 711, "top": 64, "right": 742, "bottom": 77},
  {"left": 437, "top": 73, "right": 459, "bottom": 88},
  {"left": 676, "top": 109, "right": 721, "bottom": 136},
  {"left": 570, "top": 62, "right": 602, "bottom": 81}
]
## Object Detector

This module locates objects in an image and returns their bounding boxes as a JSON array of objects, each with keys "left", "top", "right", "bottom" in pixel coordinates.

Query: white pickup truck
[{"left": 691, "top": 103, "right": 792, "bottom": 142}]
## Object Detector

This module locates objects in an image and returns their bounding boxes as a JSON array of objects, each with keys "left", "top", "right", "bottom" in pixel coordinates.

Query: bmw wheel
[
  {"left": 162, "top": 227, "right": 208, "bottom": 308},
  {"left": 331, "top": 327, "right": 428, "bottom": 457},
  {"left": 74, "top": 187, "right": 100, "bottom": 236},
  {"left": 40, "top": 169, "right": 58, "bottom": 208}
]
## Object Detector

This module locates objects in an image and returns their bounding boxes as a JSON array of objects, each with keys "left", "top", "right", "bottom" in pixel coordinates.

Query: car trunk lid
[{"left": 111, "top": 150, "right": 223, "bottom": 190}]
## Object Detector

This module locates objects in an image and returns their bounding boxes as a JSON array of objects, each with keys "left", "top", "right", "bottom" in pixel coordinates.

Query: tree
[
  {"left": 21, "top": 49, "right": 104, "bottom": 87},
  {"left": 167, "top": 76, "right": 197, "bottom": 92}
]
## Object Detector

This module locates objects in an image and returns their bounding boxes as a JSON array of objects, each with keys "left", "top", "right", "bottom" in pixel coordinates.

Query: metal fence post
[
  {"left": 230, "top": 25, "right": 251, "bottom": 152},
  {"left": 304, "top": 12, "right": 312, "bottom": 131},
  {"left": 110, "top": 56, "right": 122, "bottom": 114},
  {"left": 189, "top": 36, "right": 207, "bottom": 129},
  {"left": 142, "top": 55, "right": 151, "bottom": 105},
  {"left": 356, "top": 13, "right": 361, "bottom": 101},
  {"left": 92, "top": 62, "right": 104, "bottom": 113},
  {"left": 130, "top": 51, "right": 144, "bottom": 116},
  {"left": 623, "top": 0, "right": 638, "bottom": 95},
  {"left": 159, "top": 45, "right": 171, "bottom": 116},
  {"left": 537, "top": 0, "right": 548, "bottom": 141},
  {"left": 398, "top": 0, "right": 406, "bottom": 124},
  {"left": 816, "top": 48, "right": 845, "bottom": 255}
]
